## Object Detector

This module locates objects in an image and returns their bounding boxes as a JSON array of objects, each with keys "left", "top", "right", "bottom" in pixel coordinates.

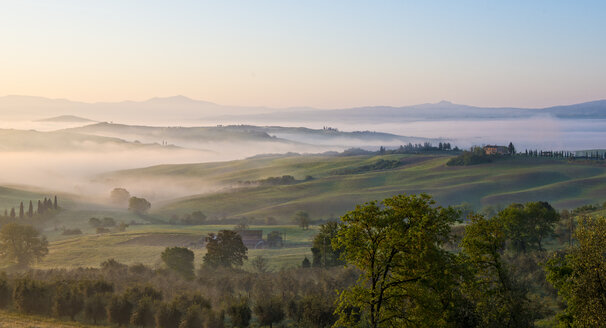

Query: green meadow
[
  {"left": 33, "top": 225, "right": 316, "bottom": 271},
  {"left": 116, "top": 154, "right": 606, "bottom": 221},
  {"left": 3, "top": 152, "right": 606, "bottom": 271}
]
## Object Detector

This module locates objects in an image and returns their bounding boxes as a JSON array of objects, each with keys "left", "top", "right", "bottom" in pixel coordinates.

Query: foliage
[
  {"left": 13, "top": 278, "right": 51, "bottom": 315},
  {"left": 460, "top": 215, "right": 541, "bottom": 327},
  {"left": 227, "top": 299, "right": 251, "bottom": 328},
  {"left": 107, "top": 295, "right": 133, "bottom": 326},
  {"left": 333, "top": 159, "right": 403, "bottom": 175},
  {"left": 155, "top": 302, "right": 182, "bottom": 328},
  {"left": 83, "top": 293, "right": 108, "bottom": 324},
  {"left": 253, "top": 296, "right": 284, "bottom": 328},
  {"left": 311, "top": 221, "right": 344, "bottom": 267},
  {"left": 446, "top": 147, "right": 493, "bottom": 166},
  {"left": 333, "top": 193, "right": 459, "bottom": 327},
  {"left": 545, "top": 216, "right": 606, "bottom": 327},
  {"left": 169, "top": 211, "right": 207, "bottom": 225},
  {"left": 293, "top": 211, "right": 310, "bottom": 230},
  {"left": 110, "top": 188, "right": 131, "bottom": 206},
  {"left": 129, "top": 196, "right": 151, "bottom": 214},
  {"left": 497, "top": 201, "right": 559, "bottom": 253},
  {"left": 161, "top": 247, "right": 195, "bottom": 279},
  {"left": 0, "top": 223, "right": 48, "bottom": 267},
  {"left": 266, "top": 231, "right": 283, "bottom": 248},
  {"left": 251, "top": 255, "right": 271, "bottom": 273},
  {"left": 203, "top": 230, "right": 248, "bottom": 268},
  {"left": 52, "top": 283, "right": 84, "bottom": 320},
  {"left": 130, "top": 297, "right": 155, "bottom": 327}
]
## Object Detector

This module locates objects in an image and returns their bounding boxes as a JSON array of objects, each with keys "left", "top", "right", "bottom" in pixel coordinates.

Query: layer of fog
[
  {"left": 1, "top": 115, "right": 606, "bottom": 207},
  {"left": 198, "top": 116, "right": 606, "bottom": 151}
]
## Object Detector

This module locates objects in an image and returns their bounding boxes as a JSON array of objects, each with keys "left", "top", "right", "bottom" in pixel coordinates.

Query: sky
[{"left": 1, "top": 0, "right": 605, "bottom": 109}]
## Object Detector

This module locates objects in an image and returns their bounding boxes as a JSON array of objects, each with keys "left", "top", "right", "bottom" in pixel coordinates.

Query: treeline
[
  {"left": 0, "top": 262, "right": 354, "bottom": 327},
  {"left": 306, "top": 194, "right": 606, "bottom": 327},
  {"left": 332, "top": 158, "right": 403, "bottom": 175},
  {"left": 447, "top": 146, "right": 494, "bottom": 166},
  {"left": 238, "top": 175, "right": 313, "bottom": 186},
  {"left": 0, "top": 196, "right": 60, "bottom": 223},
  {"left": 339, "top": 142, "right": 459, "bottom": 157}
]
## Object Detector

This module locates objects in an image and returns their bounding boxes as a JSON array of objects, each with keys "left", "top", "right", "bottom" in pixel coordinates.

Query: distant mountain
[
  {"left": 36, "top": 115, "right": 96, "bottom": 123},
  {"left": 2, "top": 95, "right": 606, "bottom": 124}
]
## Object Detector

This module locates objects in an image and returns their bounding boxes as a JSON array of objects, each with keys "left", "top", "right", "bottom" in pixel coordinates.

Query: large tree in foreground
[
  {"left": 203, "top": 230, "right": 248, "bottom": 268},
  {"left": 546, "top": 216, "right": 606, "bottom": 327},
  {"left": 333, "top": 193, "right": 459, "bottom": 328},
  {"left": 0, "top": 223, "right": 48, "bottom": 268}
]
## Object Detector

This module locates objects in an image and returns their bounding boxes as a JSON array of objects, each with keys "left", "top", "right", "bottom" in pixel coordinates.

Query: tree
[
  {"left": 9, "top": 207, "right": 15, "bottom": 218},
  {"left": 203, "top": 230, "right": 248, "bottom": 268},
  {"left": 110, "top": 188, "right": 131, "bottom": 205},
  {"left": 311, "top": 221, "right": 344, "bottom": 267},
  {"left": 13, "top": 278, "right": 51, "bottom": 315},
  {"left": 155, "top": 302, "right": 182, "bottom": 328},
  {"left": 89, "top": 217, "right": 102, "bottom": 228},
  {"left": 84, "top": 294, "right": 108, "bottom": 324},
  {"left": 53, "top": 195, "right": 58, "bottom": 209},
  {"left": 254, "top": 297, "right": 284, "bottom": 328},
  {"left": 333, "top": 194, "right": 459, "bottom": 328},
  {"left": 227, "top": 300, "right": 251, "bottom": 328},
  {"left": 19, "top": 202, "right": 24, "bottom": 218},
  {"left": 130, "top": 297, "right": 155, "bottom": 327},
  {"left": 179, "top": 306, "right": 203, "bottom": 328},
  {"left": 251, "top": 255, "right": 271, "bottom": 273},
  {"left": 161, "top": 247, "right": 195, "bottom": 279},
  {"left": 461, "top": 214, "right": 539, "bottom": 327},
  {"left": 508, "top": 142, "right": 516, "bottom": 154},
  {"left": 129, "top": 197, "right": 151, "bottom": 214},
  {"left": 0, "top": 274, "right": 11, "bottom": 309},
  {"left": 266, "top": 231, "right": 283, "bottom": 248},
  {"left": 107, "top": 295, "right": 133, "bottom": 327},
  {"left": 546, "top": 216, "right": 606, "bottom": 327},
  {"left": 301, "top": 257, "right": 311, "bottom": 268},
  {"left": 0, "top": 223, "right": 48, "bottom": 268},
  {"left": 52, "top": 284, "right": 84, "bottom": 320},
  {"left": 27, "top": 201, "right": 33, "bottom": 217},
  {"left": 497, "top": 201, "right": 559, "bottom": 253},
  {"left": 293, "top": 211, "right": 310, "bottom": 230}
]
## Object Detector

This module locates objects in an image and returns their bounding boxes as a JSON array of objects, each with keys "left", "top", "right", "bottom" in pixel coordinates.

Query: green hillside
[{"left": 109, "top": 154, "right": 606, "bottom": 222}]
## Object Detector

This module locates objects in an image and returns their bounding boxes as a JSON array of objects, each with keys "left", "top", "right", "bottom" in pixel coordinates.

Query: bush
[
  {"left": 62, "top": 228, "right": 82, "bottom": 235},
  {"left": 447, "top": 147, "right": 493, "bottom": 166}
]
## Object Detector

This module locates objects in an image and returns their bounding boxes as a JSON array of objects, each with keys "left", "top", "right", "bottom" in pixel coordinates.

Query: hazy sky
[{"left": 1, "top": 1, "right": 605, "bottom": 108}]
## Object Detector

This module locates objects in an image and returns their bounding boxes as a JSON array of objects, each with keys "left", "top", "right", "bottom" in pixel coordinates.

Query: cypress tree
[
  {"left": 10, "top": 208, "right": 15, "bottom": 218},
  {"left": 19, "top": 202, "right": 24, "bottom": 219},
  {"left": 53, "top": 196, "right": 58, "bottom": 209},
  {"left": 28, "top": 201, "right": 33, "bottom": 217}
]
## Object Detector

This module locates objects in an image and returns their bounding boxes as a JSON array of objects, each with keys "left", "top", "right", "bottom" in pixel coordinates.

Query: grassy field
[
  {"left": 33, "top": 225, "right": 316, "bottom": 271},
  {"left": 0, "top": 310, "right": 100, "bottom": 328},
  {"left": 109, "top": 154, "right": 606, "bottom": 221}
]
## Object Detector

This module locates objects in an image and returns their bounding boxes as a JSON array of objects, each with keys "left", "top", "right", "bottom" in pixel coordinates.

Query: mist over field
[{"left": 1, "top": 103, "right": 606, "bottom": 203}]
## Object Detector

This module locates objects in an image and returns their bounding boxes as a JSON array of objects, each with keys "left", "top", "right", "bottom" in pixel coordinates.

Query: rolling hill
[
  {"left": 106, "top": 153, "right": 606, "bottom": 222},
  {"left": 63, "top": 122, "right": 436, "bottom": 150}
]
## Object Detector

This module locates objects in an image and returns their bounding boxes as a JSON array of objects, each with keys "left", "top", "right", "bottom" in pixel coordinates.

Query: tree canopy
[
  {"left": 0, "top": 223, "right": 48, "bottom": 268},
  {"left": 161, "top": 247, "right": 195, "bottom": 279},
  {"left": 333, "top": 193, "right": 460, "bottom": 327},
  {"left": 203, "top": 230, "right": 248, "bottom": 268}
]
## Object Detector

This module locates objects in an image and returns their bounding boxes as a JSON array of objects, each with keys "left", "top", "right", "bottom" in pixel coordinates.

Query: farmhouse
[{"left": 483, "top": 145, "right": 509, "bottom": 155}]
